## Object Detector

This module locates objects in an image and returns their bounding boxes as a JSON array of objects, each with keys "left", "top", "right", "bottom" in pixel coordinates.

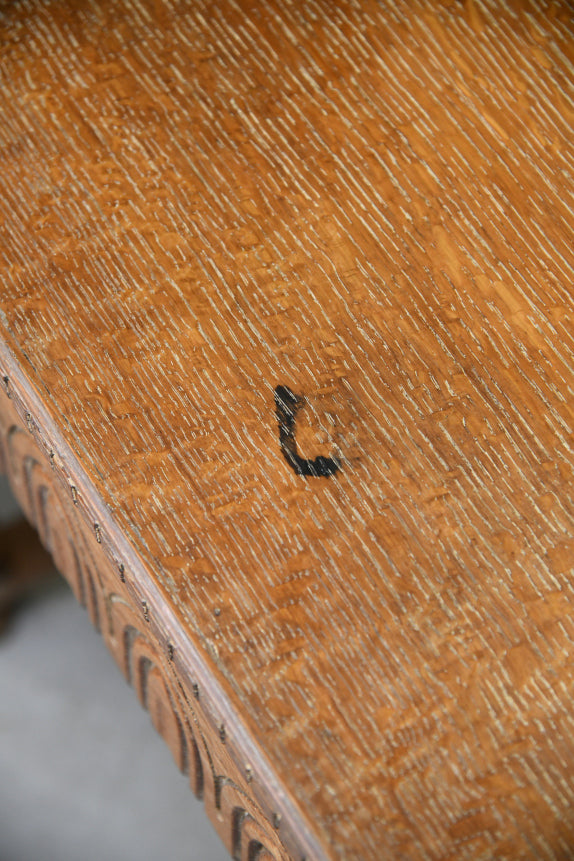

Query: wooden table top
[{"left": 1, "top": 1, "right": 573, "bottom": 858}]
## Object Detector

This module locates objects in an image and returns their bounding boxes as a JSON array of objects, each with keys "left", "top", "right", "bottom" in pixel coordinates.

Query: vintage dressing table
[{"left": 1, "top": 2, "right": 573, "bottom": 858}]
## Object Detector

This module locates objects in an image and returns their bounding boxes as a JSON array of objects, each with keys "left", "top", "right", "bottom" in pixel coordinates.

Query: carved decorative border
[{"left": 0, "top": 352, "right": 324, "bottom": 861}]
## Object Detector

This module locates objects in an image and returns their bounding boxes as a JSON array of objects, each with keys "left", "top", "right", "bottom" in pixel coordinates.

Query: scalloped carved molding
[{"left": 0, "top": 377, "right": 298, "bottom": 861}]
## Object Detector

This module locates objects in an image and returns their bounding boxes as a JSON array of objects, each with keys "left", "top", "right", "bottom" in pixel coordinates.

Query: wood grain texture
[
  {"left": 1, "top": 1, "right": 573, "bottom": 858},
  {"left": 0, "top": 381, "right": 298, "bottom": 861}
]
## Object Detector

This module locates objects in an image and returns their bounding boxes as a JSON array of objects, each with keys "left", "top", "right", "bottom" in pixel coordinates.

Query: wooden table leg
[{"left": 0, "top": 518, "right": 59, "bottom": 634}]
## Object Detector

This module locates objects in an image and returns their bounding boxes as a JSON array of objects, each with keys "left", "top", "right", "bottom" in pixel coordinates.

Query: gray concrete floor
[{"left": 0, "top": 479, "right": 227, "bottom": 861}]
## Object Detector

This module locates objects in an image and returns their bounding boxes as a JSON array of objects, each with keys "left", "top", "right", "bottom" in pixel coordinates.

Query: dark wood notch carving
[{"left": 274, "top": 385, "right": 340, "bottom": 478}]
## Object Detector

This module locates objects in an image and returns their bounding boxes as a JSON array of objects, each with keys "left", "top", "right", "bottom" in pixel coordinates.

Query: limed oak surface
[{"left": 1, "top": 1, "right": 574, "bottom": 859}]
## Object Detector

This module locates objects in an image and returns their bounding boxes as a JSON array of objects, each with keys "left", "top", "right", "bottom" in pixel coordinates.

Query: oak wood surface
[{"left": 1, "top": 1, "right": 574, "bottom": 858}]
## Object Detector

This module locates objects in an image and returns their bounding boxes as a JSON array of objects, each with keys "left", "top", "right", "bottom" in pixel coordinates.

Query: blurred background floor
[{"left": 0, "top": 477, "right": 227, "bottom": 861}]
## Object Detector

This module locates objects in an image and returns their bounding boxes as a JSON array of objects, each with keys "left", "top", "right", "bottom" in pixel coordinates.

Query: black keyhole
[{"left": 274, "top": 385, "right": 340, "bottom": 478}]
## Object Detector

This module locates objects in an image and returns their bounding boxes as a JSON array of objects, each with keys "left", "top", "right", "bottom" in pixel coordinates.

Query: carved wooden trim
[{"left": 0, "top": 357, "right": 322, "bottom": 861}]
